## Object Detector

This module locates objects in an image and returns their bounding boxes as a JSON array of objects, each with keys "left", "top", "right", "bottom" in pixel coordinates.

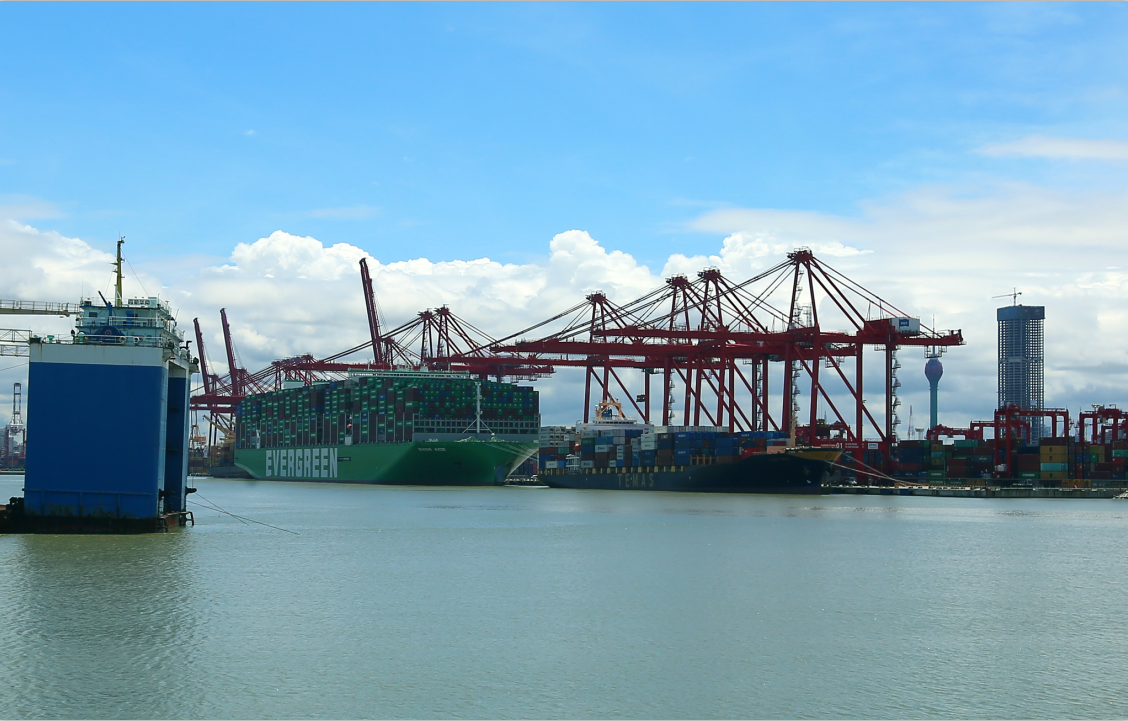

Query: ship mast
[{"left": 114, "top": 236, "right": 125, "bottom": 307}]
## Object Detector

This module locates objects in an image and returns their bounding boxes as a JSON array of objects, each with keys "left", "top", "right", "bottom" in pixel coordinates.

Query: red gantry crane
[
  {"left": 190, "top": 249, "right": 963, "bottom": 474},
  {"left": 483, "top": 249, "right": 964, "bottom": 470}
]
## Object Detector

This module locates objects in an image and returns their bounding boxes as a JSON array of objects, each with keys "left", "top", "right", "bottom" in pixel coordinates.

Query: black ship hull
[{"left": 539, "top": 451, "right": 833, "bottom": 494}]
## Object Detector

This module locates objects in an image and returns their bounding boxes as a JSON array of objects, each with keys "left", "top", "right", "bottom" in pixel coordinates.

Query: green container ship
[{"left": 233, "top": 370, "right": 538, "bottom": 485}]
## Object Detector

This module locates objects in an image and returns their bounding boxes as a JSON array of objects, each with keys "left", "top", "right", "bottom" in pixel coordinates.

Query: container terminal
[
  {"left": 186, "top": 248, "right": 1126, "bottom": 492},
  {"left": 2, "top": 244, "right": 1127, "bottom": 533}
]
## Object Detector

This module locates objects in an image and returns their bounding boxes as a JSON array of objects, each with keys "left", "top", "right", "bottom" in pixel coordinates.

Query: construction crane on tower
[{"left": 2, "top": 382, "right": 25, "bottom": 469}]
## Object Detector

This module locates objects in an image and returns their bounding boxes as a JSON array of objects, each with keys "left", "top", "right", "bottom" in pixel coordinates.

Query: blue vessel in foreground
[{"left": 1, "top": 240, "right": 198, "bottom": 533}]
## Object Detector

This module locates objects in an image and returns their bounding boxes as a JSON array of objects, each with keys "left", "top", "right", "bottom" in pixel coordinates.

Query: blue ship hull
[{"left": 14, "top": 339, "right": 194, "bottom": 532}]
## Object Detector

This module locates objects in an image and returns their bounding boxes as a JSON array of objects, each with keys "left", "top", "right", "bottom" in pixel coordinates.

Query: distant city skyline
[{"left": 2, "top": 2, "right": 1127, "bottom": 428}]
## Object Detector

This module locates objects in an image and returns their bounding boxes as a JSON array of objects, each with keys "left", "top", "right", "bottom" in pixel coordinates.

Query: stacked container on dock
[
  {"left": 892, "top": 439, "right": 997, "bottom": 483},
  {"left": 890, "top": 433, "right": 1128, "bottom": 488},
  {"left": 1081, "top": 438, "right": 1126, "bottom": 487},
  {"left": 1039, "top": 437, "right": 1072, "bottom": 483}
]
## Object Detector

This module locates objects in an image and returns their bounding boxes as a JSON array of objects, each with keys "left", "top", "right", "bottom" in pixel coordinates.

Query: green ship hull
[{"left": 234, "top": 439, "right": 536, "bottom": 485}]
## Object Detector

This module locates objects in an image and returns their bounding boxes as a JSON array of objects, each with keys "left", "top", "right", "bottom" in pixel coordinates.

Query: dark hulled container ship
[
  {"left": 536, "top": 401, "right": 839, "bottom": 494},
  {"left": 540, "top": 450, "right": 837, "bottom": 494}
]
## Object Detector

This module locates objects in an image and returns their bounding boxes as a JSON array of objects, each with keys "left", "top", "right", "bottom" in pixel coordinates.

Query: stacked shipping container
[
  {"left": 545, "top": 428, "right": 790, "bottom": 471},
  {"left": 891, "top": 436, "right": 1128, "bottom": 487},
  {"left": 538, "top": 426, "right": 579, "bottom": 469},
  {"left": 235, "top": 372, "right": 539, "bottom": 449}
]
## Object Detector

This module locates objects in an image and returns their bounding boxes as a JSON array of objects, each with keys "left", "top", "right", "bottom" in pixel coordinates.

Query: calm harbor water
[{"left": 2, "top": 475, "right": 1128, "bottom": 720}]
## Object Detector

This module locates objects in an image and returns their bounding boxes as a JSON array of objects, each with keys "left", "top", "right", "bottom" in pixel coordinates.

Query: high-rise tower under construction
[{"left": 997, "top": 304, "right": 1045, "bottom": 438}]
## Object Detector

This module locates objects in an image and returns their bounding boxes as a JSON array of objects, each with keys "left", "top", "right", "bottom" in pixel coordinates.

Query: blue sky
[
  {"left": 3, "top": 3, "right": 1124, "bottom": 266},
  {"left": 2, "top": 2, "right": 1128, "bottom": 429}
]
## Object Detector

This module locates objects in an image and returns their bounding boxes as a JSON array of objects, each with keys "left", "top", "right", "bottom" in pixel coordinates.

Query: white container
[{"left": 888, "top": 317, "right": 921, "bottom": 335}]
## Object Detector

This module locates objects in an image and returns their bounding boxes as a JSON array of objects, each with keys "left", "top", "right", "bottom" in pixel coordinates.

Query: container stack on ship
[
  {"left": 1, "top": 240, "right": 197, "bottom": 533},
  {"left": 537, "top": 426, "right": 579, "bottom": 471},
  {"left": 537, "top": 401, "right": 839, "bottom": 494},
  {"left": 232, "top": 371, "right": 538, "bottom": 485}
]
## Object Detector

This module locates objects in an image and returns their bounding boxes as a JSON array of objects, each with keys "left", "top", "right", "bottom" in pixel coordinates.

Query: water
[{"left": 3, "top": 475, "right": 1128, "bottom": 719}]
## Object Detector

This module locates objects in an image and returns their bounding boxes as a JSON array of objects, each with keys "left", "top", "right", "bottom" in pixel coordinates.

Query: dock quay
[{"left": 829, "top": 485, "right": 1122, "bottom": 499}]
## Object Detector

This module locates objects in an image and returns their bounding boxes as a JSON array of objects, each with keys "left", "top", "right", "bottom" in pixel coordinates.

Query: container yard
[
  {"left": 175, "top": 248, "right": 1128, "bottom": 494},
  {"left": 886, "top": 435, "right": 1125, "bottom": 488}
]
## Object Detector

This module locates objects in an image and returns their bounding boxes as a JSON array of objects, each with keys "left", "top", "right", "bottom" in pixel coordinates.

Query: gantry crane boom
[{"left": 360, "top": 258, "right": 385, "bottom": 365}]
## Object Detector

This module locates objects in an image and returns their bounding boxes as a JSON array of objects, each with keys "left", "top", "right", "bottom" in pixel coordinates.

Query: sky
[{"left": 1, "top": 2, "right": 1127, "bottom": 432}]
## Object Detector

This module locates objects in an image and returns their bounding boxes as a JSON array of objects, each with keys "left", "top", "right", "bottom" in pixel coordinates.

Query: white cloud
[
  {"left": 191, "top": 228, "right": 659, "bottom": 368},
  {"left": 221, "top": 231, "right": 369, "bottom": 280},
  {"left": 660, "top": 228, "right": 868, "bottom": 281},
  {"left": 978, "top": 135, "right": 1128, "bottom": 161},
  {"left": 0, "top": 220, "right": 121, "bottom": 303}
]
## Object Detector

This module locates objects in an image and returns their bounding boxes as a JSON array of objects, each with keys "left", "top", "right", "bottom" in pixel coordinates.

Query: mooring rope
[
  {"left": 826, "top": 457, "right": 906, "bottom": 486},
  {"left": 188, "top": 492, "right": 300, "bottom": 535}
]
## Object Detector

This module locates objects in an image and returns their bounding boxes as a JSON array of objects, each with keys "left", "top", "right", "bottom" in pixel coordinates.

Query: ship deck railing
[
  {"left": 75, "top": 317, "right": 181, "bottom": 334},
  {"left": 32, "top": 333, "right": 191, "bottom": 361}
]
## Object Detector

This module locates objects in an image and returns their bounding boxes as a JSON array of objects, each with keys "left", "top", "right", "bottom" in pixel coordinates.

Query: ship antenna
[
  {"left": 464, "top": 380, "right": 492, "bottom": 436},
  {"left": 114, "top": 236, "right": 125, "bottom": 308}
]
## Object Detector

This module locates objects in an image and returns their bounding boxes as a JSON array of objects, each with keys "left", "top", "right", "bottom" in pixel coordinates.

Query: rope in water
[{"left": 188, "top": 492, "right": 300, "bottom": 535}]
